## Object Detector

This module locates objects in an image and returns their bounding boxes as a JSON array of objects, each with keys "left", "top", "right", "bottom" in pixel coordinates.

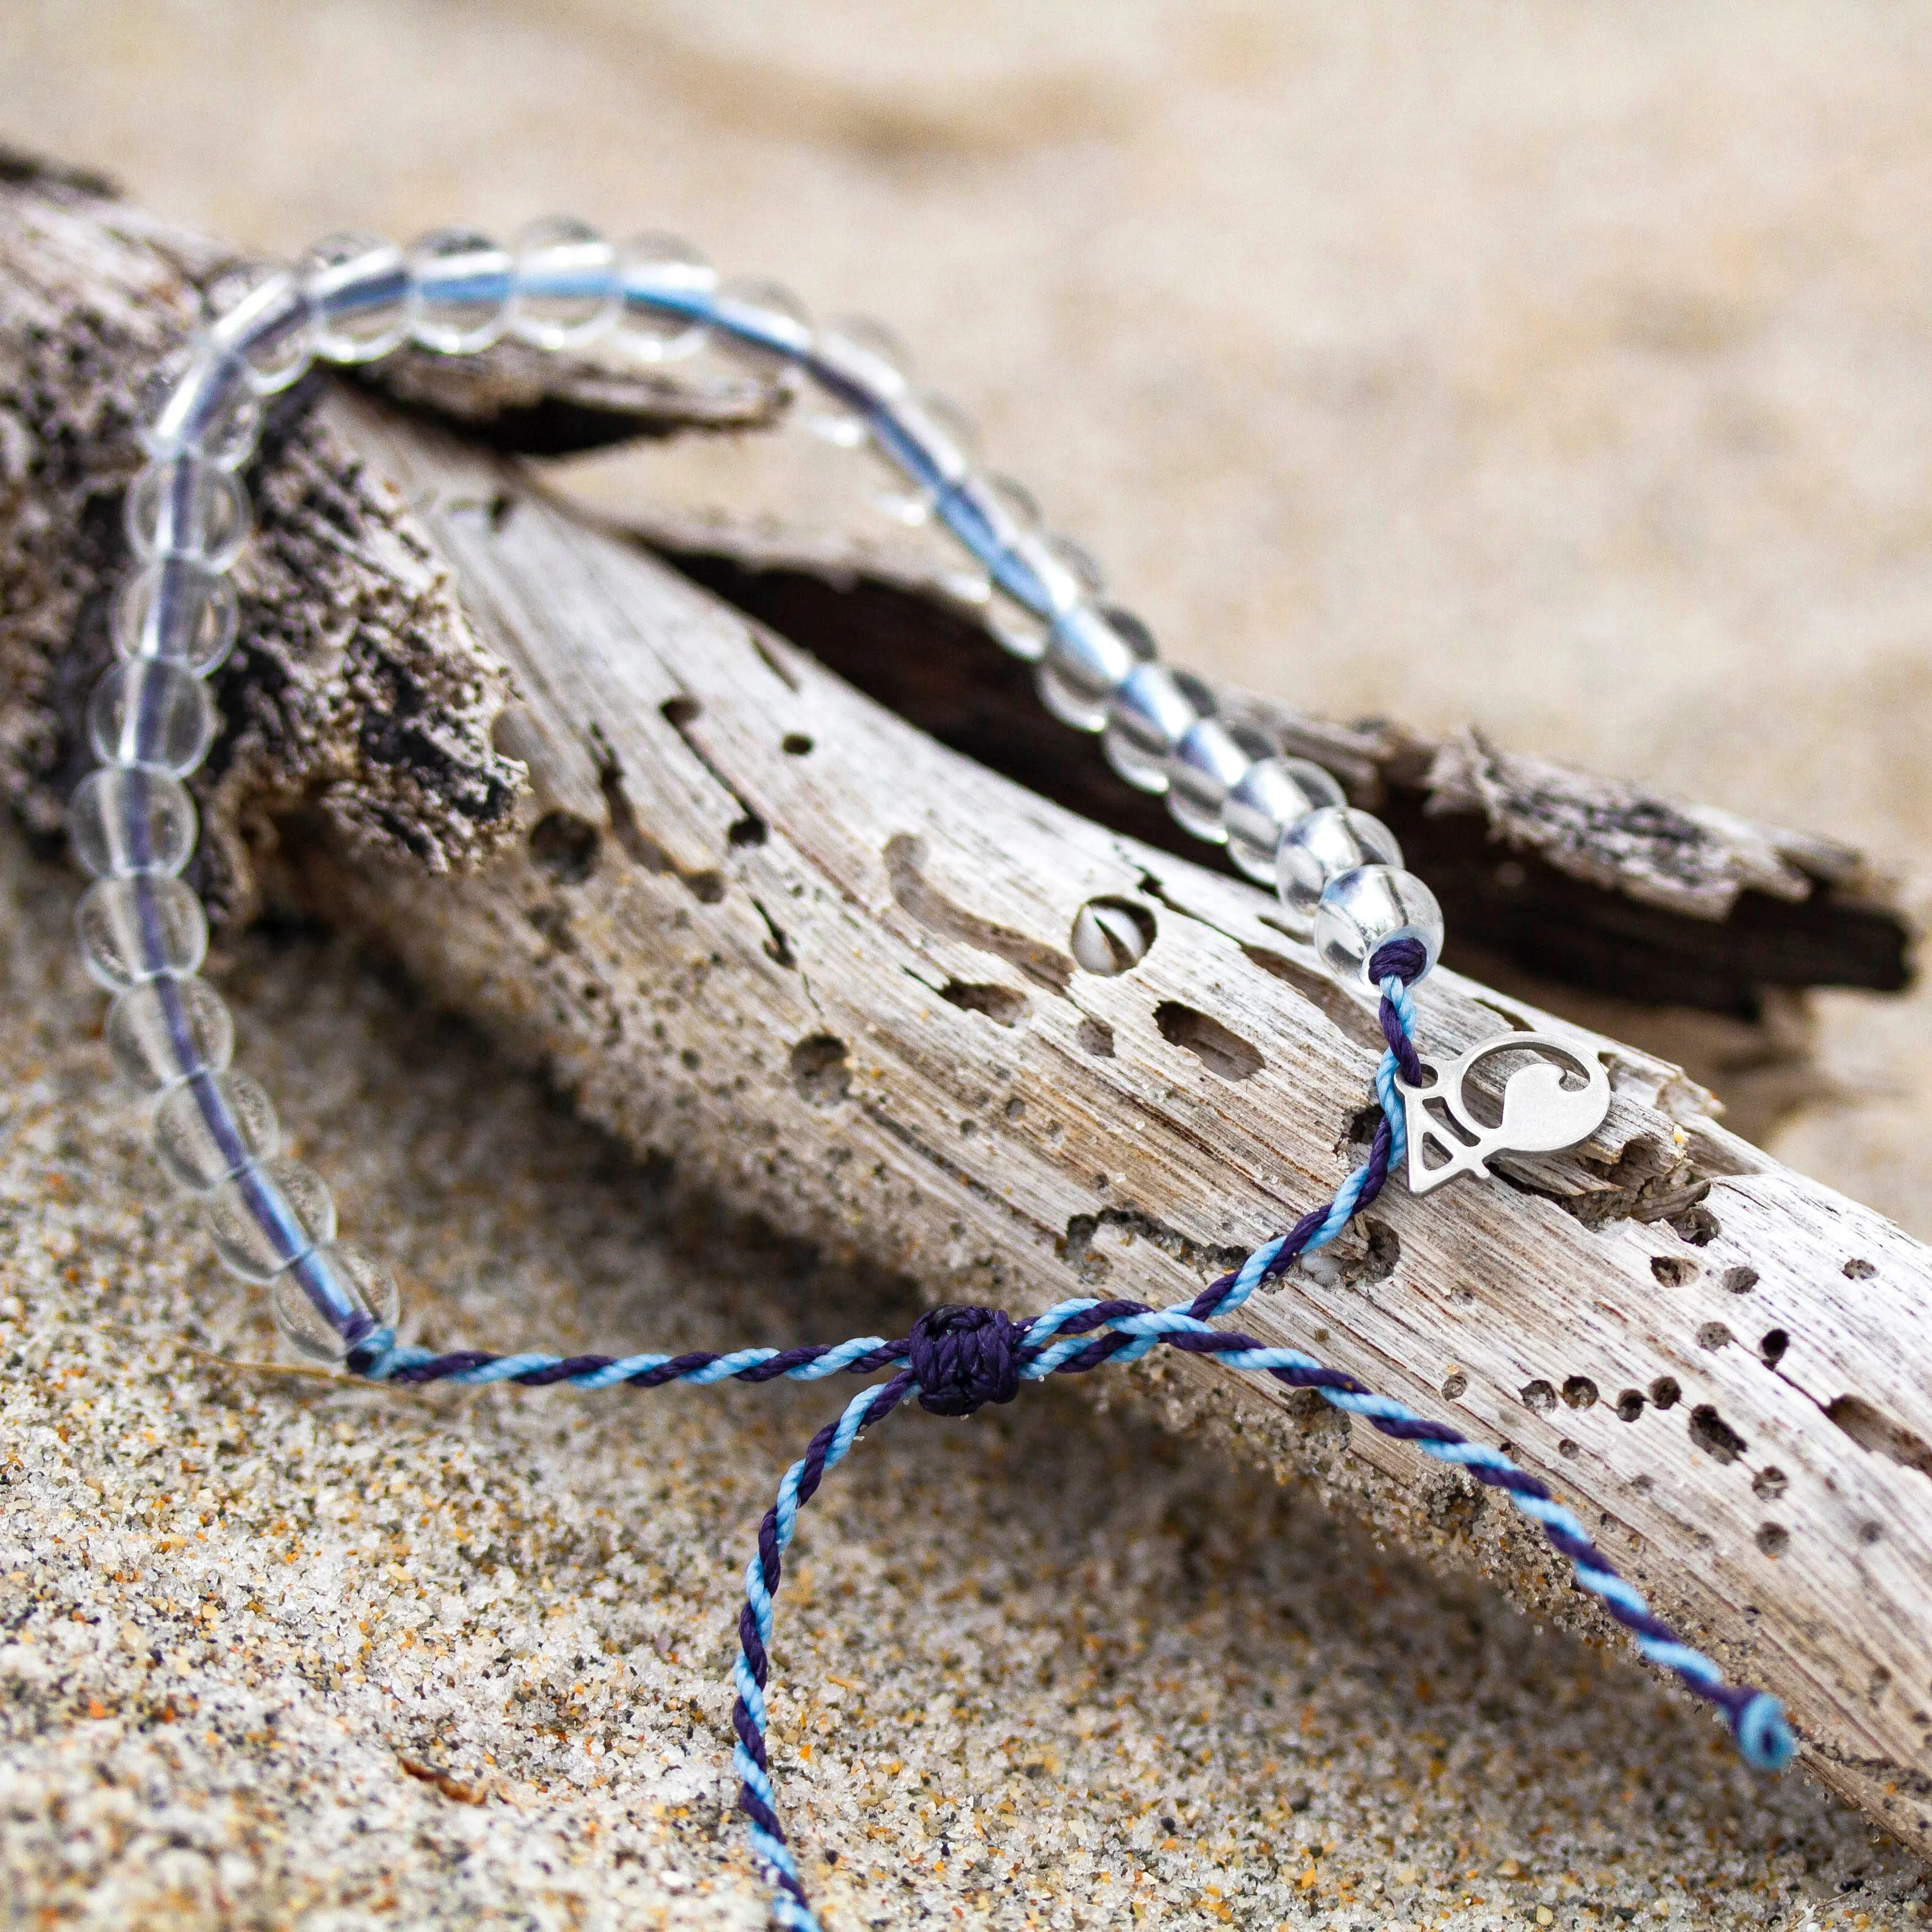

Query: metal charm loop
[{"left": 1395, "top": 1031, "right": 1610, "bottom": 1194}]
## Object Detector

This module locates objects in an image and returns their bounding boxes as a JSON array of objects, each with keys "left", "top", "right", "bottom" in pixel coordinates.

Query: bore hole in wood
[
  {"left": 1824, "top": 1393, "right": 1932, "bottom": 1480},
  {"left": 661, "top": 696, "right": 700, "bottom": 729},
  {"left": 1759, "top": 1328, "right": 1790, "bottom": 1366},
  {"left": 1697, "top": 1322, "right": 1733, "bottom": 1350},
  {"left": 781, "top": 732, "right": 814, "bottom": 756},
  {"left": 1650, "top": 1256, "right": 1697, "bottom": 1287},
  {"left": 1153, "top": 1002, "right": 1264, "bottom": 1082},
  {"left": 1649, "top": 1375, "right": 1681, "bottom": 1410},
  {"left": 728, "top": 814, "right": 768, "bottom": 847},
  {"left": 1722, "top": 1266, "right": 1759, "bottom": 1294},
  {"left": 1561, "top": 1375, "right": 1598, "bottom": 1409},
  {"left": 1558, "top": 1438, "right": 1581, "bottom": 1459},
  {"left": 1520, "top": 1379, "right": 1556, "bottom": 1414},
  {"left": 1753, "top": 1466, "right": 1788, "bottom": 1500},
  {"left": 1756, "top": 1522, "right": 1789, "bottom": 1558},
  {"left": 1440, "top": 1370, "right": 1467, "bottom": 1400},
  {"left": 1843, "top": 1256, "right": 1877, "bottom": 1280},
  {"left": 939, "top": 980, "right": 1030, "bottom": 1028},
  {"left": 789, "top": 1033, "right": 850, "bottom": 1107},
  {"left": 528, "top": 809, "right": 601, "bottom": 885},
  {"left": 1614, "top": 1389, "right": 1646, "bottom": 1422},
  {"left": 685, "top": 870, "right": 726, "bottom": 904},
  {"left": 1689, "top": 1404, "right": 1747, "bottom": 1463},
  {"left": 1075, "top": 1016, "right": 1116, "bottom": 1059},
  {"left": 1070, "top": 898, "right": 1156, "bottom": 975},
  {"left": 1668, "top": 1203, "right": 1721, "bottom": 1246}
]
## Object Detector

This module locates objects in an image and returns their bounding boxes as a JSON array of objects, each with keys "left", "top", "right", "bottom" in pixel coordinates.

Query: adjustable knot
[
  {"left": 909, "top": 1305, "right": 1022, "bottom": 1417},
  {"left": 1369, "top": 936, "right": 1428, "bottom": 985}
]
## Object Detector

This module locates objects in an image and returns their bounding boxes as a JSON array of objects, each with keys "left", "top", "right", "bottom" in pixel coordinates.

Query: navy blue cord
[{"left": 341, "top": 940, "right": 1793, "bottom": 1930}]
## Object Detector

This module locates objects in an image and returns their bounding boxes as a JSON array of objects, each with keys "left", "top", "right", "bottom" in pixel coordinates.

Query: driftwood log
[{"left": 2, "top": 156, "right": 1930, "bottom": 1860}]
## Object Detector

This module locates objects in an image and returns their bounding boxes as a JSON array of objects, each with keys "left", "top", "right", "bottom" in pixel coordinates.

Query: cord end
[{"left": 1735, "top": 1690, "right": 1796, "bottom": 1771}]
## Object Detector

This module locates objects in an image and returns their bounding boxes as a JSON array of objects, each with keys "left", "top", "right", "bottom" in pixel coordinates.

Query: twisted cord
[
  {"left": 732, "top": 1371, "right": 918, "bottom": 1930},
  {"left": 334, "top": 936, "right": 1792, "bottom": 1926}
]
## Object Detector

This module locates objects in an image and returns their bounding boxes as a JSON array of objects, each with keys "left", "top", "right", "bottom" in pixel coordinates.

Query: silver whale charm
[{"left": 1395, "top": 1032, "right": 1610, "bottom": 1194}]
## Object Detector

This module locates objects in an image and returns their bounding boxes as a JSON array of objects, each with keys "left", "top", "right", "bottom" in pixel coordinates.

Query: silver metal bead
[
  {"left": 1102, "top": 665, "right": 1214, "bottom": 795},
  {"left": 1311, "top": 863, "right": 1445, "bottom": 990},
  {"left": 1275, "top": 805, "right": 1403, "bottom": 932},
  {"left": 1035, "top": 604, "right": 1155, "bottom": 732},
  {"left": 1166, "top": 719, "right": 1266, "bottom": 843},
  {"left": 1223, "top": 756, "right": 1346, "bottom": 885}
]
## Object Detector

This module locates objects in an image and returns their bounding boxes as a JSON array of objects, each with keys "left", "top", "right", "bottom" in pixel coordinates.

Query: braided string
[{"left": 330, "top": 941, "right": 1792, "bottom": 1929}]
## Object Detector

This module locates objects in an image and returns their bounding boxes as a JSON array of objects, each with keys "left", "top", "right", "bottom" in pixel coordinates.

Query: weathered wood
[
  {"left": 2, "top": 159, "right": 1930, "bottom": 1858},
  {"left": 644, "top": 536, "right": 1907, "bottom": 1020}
]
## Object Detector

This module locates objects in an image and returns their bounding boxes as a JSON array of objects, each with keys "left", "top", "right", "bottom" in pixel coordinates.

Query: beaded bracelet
[{"left": 67, "top": 217, "right": 1795, "bottom": 1931}]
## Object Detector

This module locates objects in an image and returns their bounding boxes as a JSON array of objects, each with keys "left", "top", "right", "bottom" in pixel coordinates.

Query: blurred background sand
[{"left": 3, "top": 3, "right": 1932, "bottom": 1925}]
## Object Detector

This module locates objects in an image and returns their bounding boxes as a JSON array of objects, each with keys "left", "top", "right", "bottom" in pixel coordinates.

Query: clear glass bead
[
  {"left": 510, "top": 216, "right": 619, "bottom": 349},
  {"left": 615, "top": 233, "right": 715, "bottom": 363},
  {"left": 987, "top": 608, "right": 1050, "bottom": 662},
  {"left": 807, "top": 314, "right": 913, "bottom": 443},
  {"left": 124, "top": 457, "right": 251, "bottom": 571},
  {"left": 1276, "top": 807, "right": 1405, "bottom": 929},
  {"left": 272, "top": 1242, "right": 400, "bottom": 1361},
  {"left": 202, "top": 1157, "right": 336, "bottom": 1283},
  {"left": 406, "top": 228, "right": 513, "bottom": 353},
  {"left": 1167, "top": 719, "right": 1265, "bottom": 843},
  {"left": 138, "top": 342, "right": 261, "bottom": 470},
  {"left": 106, "top": 974, "right": 233, "bottom": 1091},
  {"left": 112, "top": 560, "right": 240, "bottom": 676},
  {"left": 153, "top": 1069, "right": 280, "bottom": 1189},
  {"left": 75, "top": 874, "right": 208, "bottom": 990},
  {"left": 709, "top": 275, "right": 813, "bottom": 376},
  {"left": 1036, "top": 603, "right": 1155, "bottom": 732},
  {"left": 88, "top": 658, "right": 217, "bottom": 777},
  {"left": 69, "top": 766, "right": 197, "bottom": 878},
  {"left": 1223, "top": 756, "right": 1345, "bottom": 886},
  {"left": 1312, "top": 863, "right": 1445, "bottom": 990},
  {"left": 210, "top": 266, "right": 317, "bottom": 395},
  {"left": 868, "top": 391, "right": 977, "bottom": 525},
  {"left": 303, "top": 232, "right": 411, "bottom": 364},
  {"left": 1103, "top": 666, "right": 1214, "bottom": 794},
  {"left": 987, "top": 531, "right": 1097, "bottom": 634}
]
